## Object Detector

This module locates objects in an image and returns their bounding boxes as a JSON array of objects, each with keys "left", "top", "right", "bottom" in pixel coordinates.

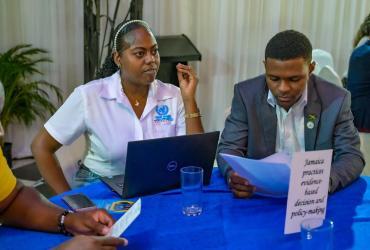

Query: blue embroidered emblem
[
  {"left": 154, "top": 105, "right": 173, "bottom": 123},
  {"left": 156, "top": 105, "right": 169, "bottom": 115}
]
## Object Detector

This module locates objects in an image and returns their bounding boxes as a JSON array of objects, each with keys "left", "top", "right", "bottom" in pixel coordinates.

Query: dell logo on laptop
[{"left": 167, "top": 161, "right": 178, "bottom": 171}]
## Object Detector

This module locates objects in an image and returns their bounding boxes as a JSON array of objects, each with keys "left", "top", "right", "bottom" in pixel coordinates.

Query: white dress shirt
[{"left": 267, "top": 85, "right": 307, "bottom": 156}]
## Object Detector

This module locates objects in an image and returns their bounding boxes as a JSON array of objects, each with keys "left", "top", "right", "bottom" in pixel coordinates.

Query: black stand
[{"left": 156, "top": 34, "right": 202, "bottom": 86}]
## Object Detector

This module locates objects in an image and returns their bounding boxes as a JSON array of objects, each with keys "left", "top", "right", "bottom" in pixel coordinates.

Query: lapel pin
[
  {"left": 307, "top": 121, "right": 314, "bottom": 129},
  {"left": 306, "top": 114, "right": 317, "bottom": 129}
]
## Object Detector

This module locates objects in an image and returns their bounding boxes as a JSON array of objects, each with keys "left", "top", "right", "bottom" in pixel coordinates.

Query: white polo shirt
[{"left": 45, "top": 72, "right": 186, "bottom": 176}]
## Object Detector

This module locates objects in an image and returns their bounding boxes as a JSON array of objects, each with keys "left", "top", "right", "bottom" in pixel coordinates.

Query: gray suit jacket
[{"left": 217, "top": 74, "right": 364, "bottom": 193}]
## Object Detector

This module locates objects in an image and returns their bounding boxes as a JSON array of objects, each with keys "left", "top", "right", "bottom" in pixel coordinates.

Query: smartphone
[{"left": 62, "top": 193, "right": 96, "bottom": 211}]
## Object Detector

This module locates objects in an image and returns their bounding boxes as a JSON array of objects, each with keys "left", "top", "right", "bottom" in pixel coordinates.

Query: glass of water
[
  {"left": 301, "top": 218, "right": 334, "bottom": 250},
  {"left": 180, "top": 166, "right": 203, "bottom": 216}
]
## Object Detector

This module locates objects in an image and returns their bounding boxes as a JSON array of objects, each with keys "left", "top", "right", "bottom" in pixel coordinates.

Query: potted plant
[{"left": 0, "top": 44, "right": 63, "bottom": 167}]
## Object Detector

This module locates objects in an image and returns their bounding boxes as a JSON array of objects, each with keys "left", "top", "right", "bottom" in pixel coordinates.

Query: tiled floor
[{"left": 12, "top": 158, "right": 55, "bottom": 198}]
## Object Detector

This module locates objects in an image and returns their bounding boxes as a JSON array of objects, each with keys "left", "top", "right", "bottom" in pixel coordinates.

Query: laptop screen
[{"left": 105, "top": 131, "right": 220, "bottom": 198}]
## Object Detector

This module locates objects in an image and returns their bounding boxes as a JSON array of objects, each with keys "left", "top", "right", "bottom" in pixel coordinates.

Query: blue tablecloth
[{"left": 1, "top": 169, "right": 370, "bottom": 250}]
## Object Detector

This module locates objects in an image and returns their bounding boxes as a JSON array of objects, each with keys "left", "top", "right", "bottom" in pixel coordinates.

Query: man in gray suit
[{"left": 217, "top": 30, "right": 364, "bottom": 198}]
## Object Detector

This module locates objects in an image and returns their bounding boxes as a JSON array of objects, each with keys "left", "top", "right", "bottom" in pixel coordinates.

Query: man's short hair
[{"left": 265, "top": 30, "right": 312, "bottom": 62}]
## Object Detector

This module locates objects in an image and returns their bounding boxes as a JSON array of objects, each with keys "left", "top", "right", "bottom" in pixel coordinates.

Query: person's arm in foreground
[
  {"left": 31, "top": 127, "right": 71, "bottom": 194},
  {"left": 176, "top": 63, "right": 204, "bottom": 134},
  {"left": 0, "top": 181, "right": 114, "bottom": 235},
  {"left": 55, "top": 235, "right": 127, "bottom": 250},
  {"left": 216, "top": 83, "right": 255, "bottom": 198}
]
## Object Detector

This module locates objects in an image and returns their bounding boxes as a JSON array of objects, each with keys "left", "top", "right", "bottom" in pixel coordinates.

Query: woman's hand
[
  {"left": 176, "top": 63, "right": 198, "bottom": 103},
  {"left": 176, "top": 63, "right": 204, "bottom": 134}
]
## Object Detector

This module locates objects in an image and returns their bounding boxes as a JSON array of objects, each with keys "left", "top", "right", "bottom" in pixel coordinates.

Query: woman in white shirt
[{"left": 31, "top": 20, "right": 204, "bottom": 194}]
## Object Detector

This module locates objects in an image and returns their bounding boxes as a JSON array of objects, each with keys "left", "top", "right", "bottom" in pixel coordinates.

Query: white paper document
[
  {"left": 220, "top": 153, "right": 291, "bottom": 198},
  {"left": 108, "top": 198, "right": 141, "bottom": 237}
]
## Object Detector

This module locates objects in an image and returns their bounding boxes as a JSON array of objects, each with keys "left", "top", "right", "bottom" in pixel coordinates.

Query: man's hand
[
  {"left": 228, "top": 170, "right": 256, "bottom": 198},
  {"left": 55, "top": 235, "right": 128, "bottom": 250},
  {"left": 64, "top": 208, "right": 114, "bottom": 236}
]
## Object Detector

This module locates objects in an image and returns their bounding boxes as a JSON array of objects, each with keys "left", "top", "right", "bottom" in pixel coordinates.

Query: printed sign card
[{"left": 284, "top": 150, "right": 333, "bottom": 234}]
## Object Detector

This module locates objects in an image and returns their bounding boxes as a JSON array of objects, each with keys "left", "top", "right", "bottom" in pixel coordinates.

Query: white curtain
[
  {"left": 143, "top": 0, "right": 370, "bottom": 132},
  {"left": 0, "top": 0, "right": 129, "bottom": 158},
  {"left": 0, "top": 0, "right": 83, "bottom": 158},
  {"left": 1, "top": 0, "right": 369, "bottom": 158}
]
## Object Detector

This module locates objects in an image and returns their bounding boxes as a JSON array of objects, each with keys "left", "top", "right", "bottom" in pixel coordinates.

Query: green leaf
[{"left": 0, "top": 44, "right": 63, "bottom": 131}]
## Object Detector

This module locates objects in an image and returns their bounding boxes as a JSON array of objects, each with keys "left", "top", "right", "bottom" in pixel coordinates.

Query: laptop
[{"left": 101, "top": 131, "right": 220, "bottom": 198}]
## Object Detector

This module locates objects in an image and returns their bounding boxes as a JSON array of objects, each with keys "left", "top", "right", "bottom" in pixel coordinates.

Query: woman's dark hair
[
  {"left": 353, "top": 13, "right": 370, "bottom": 48},
  {"left": 265, "top": 30, "right": 312, "bottom": 63},
  {"left": 96, "top": 20, "right": 152, "bottom": 79}
]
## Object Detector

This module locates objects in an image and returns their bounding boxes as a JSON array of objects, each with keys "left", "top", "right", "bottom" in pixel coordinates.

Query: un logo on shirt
[
  {"left": 156, "top": 105, "right": 169, "bottom": 115},
  {"left": 154, "top": 105, "right": 173, "bottom": 123}
]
